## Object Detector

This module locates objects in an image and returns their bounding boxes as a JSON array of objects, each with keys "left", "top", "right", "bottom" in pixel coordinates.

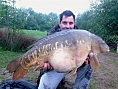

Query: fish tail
[
  {"left": 6, "top": 56, "right": 22, "bottom": 73},
  {"left": 6, "top": 56, "right": 29, "bottom": 80},
  {"left": 12, "top": 64, "right": 29, "bottom": 80}
]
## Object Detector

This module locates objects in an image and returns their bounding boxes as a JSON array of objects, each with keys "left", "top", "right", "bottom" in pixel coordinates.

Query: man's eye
[
  {"left": 69, "top": 22, "right": 73, "bottom": 25},
  {"left": 62, "top": 21, "right": 67, "bottom": 25}
]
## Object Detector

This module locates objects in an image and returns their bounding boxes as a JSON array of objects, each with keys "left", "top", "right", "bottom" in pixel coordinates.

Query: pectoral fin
[
  {"left": 34, "top": 64, "right": 44, "bottom": 71},
  {"left": 67, "top": 68, "right": 77, "bottom": 76},
  {"left": 34, "top": 59, "right": 44, "bottom": 71},
  {"left": 89, "top": 53, "right": 100, "bottom": 71}
]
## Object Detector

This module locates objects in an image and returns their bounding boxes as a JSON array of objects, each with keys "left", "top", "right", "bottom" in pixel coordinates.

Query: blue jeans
[{"left": 38, "top": 64, "right": 92, "bottom": 89}]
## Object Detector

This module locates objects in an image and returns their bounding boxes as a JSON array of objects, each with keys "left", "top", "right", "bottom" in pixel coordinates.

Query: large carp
[{"left": 6, "top": 29, "right": 109, "bottom": 80}]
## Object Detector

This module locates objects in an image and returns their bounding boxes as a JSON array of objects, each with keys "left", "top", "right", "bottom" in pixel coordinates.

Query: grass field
[{"left": 23, "top": 30, "right": 47, "bottom": 39}]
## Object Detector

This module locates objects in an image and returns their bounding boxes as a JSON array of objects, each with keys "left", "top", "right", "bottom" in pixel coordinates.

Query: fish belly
[{"left": 48, "top": 46, "right": 90, "bottom": 73}]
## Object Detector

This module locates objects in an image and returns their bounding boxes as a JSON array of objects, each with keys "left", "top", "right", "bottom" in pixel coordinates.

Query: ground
[{"left": 0, "top": 52, "right": 118, "bottom": 89}]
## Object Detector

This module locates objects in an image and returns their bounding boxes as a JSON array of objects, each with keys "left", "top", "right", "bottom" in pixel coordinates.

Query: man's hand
[
  {"left": 84, "top": 56, "right": 90, "bottom": 65},
  {"left": 43, "top": 62, "right": 53, "bottom": 70},
  {"left": 36, "top": 62, "right": 53, "bottom": 70},
  {"left": 81, "top": 56, "right": 90, "bottom": 67}
]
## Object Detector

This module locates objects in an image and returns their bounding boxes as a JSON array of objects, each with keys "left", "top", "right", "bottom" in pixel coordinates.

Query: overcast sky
[{"left": 15, "top": 0, "right": 93, "bottom": 16}]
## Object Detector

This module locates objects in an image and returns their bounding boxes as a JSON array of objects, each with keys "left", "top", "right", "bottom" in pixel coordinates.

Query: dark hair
[{"left": 59, "top": 10, "right": 75, "bottom": 22}]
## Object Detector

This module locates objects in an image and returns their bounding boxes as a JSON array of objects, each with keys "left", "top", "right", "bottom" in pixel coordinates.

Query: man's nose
[{"left": 66, "top": 23, "right": 70, "bottom": 29}]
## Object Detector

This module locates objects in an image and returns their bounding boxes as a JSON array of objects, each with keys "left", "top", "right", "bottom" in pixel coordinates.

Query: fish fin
[
  {"left": 12, "top": 64, "right": 29, "bottom": 80},
  {"left": 34, "top": 60, "right": 44, "bottom": 71},
  {"left": 6, "top": 56, "right": 21, "bottom": 73},
  {"left": 89, "top": 53, "right": 100, "bottom": 71},
  {"left": 67, "top": 68, "right": 77, "bottom": 76},
  {"left": 34, "top": 64, "right": 44, "bottom": 71}
]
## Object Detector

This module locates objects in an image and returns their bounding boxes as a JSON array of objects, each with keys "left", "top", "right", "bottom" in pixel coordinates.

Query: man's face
[{"left": 59, "top": 15, "right": 75, "bottom": 30}]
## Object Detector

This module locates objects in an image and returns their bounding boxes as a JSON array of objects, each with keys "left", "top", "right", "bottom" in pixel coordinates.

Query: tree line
[
  {"left": 0, "top": 0, "right": 118, "bottom": 52},
  {"left": 0, "top": 0, "right": 59, "bottom": 31}
]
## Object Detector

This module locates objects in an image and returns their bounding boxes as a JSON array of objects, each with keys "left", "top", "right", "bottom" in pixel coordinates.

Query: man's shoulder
[{"left": 47, "top": 24, "right": 61, "bottom": 35}]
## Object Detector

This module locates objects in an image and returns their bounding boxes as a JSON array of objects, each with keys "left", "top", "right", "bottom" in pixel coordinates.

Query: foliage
[
  {"left": 76, "top": 0, "right": 118, "bottom": 51},
  {"left": 0, "top": 28, "right": 37, "bottom": 52}
]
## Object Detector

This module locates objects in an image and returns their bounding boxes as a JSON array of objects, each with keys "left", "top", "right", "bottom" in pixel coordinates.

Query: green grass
[
  {"left": 23, "top": 30, "right": 47, "bottom": 39},
  {"left": 0, "top": 49, "right": 23, "bottom": 68}
]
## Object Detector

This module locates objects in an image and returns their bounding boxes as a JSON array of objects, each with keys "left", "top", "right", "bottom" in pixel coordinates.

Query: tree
[
  {"left": 76, "top": 11, "right": 93, "bottom": 30},
  {"left": 76, "top": 0, "right": 118, "bottom": 51},
  {"left": 92, "top": 0, "right": 118, "bottom": 51},
  {"left": 26, "top": 15, "right": 39, "bottom": 30}
]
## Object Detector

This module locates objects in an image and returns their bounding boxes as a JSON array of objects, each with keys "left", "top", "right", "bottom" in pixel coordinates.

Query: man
[{"left": 37, "top": 10, "right": 92, "bottom": 89}]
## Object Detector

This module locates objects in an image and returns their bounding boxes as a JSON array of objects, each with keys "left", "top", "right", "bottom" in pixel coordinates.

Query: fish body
[{"left": 6, "top": 29, "right": 109, "bottom": 80}]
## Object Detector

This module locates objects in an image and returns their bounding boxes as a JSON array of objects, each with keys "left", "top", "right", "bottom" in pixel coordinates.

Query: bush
[{"left": 0, "top": 28, "right": 37, "bottom": 52}]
